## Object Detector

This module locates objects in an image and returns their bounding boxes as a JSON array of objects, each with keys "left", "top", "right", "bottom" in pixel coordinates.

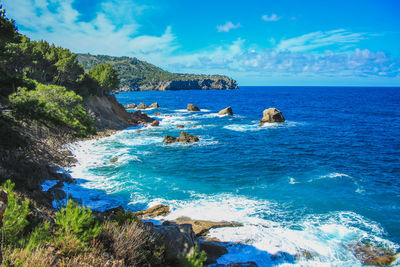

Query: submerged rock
[
  {"left": 176, "top": 125, "right": 184, "bottom": 128},
  {"left": 187, "top": 104, "right": 200, "bottom": 111},
  {"left": 151, "top": 120, "right": 160, "bottom": 127},
  {"left": 137, "top": 103, "right": 148, "bottom": 109},
  {"left": 350, "top": 243, "right": 397, "bottom": 266},
  {"left": 163, "top": 132, "right": 199, "bottom": 144},
  {"left": 124, "top": 103, "right": 136, "bottom": 109},
  {"left": 134, "top": 204, "right": 170, "bottom": 218},
  {"left": 172, "top": 216, "right": 243, "bottom": 236},
  {"left": 218, "top": 106, "right": 233, "bottom": 116},
  {"left": 149, "top": 102, "right": 159, "bottom": 108},
  {"left": 259, "top": 108, "right": 285, "bottom": 126},
  {"left": 110, "top": 158, "right": 118, "bottom": 163}
]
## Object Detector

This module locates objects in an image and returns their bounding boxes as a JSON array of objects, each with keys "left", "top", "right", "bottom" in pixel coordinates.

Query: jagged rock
[
  {"left": 151, "top": 120, "right": 160, "bottom": 127},
  {"left": 137, "top": 103, "right": 148, "bottom": 109},
  {"left": 149, "top": 102, "right": 159, "bottom": 108},
  {"left": 124, "top": 103, "right": 136, "bottom": 109},
  {"left": 177, "top": 125, "right": 184, "bottom": 128},
  {"left": 134, "top": 204, "right": 170, "bottom": 218},
  {"left": 152, "top": 221, "right": 198, "bottom": 263},
  {"left": 163, "top": 132, "right": 199, "bottom": 144},
  {"left": 259, "top": 108, "right": 285, "bottom": 126},
  {"left": 200, "top": 241, "right": 228, "bottom": 264},
  {"left": 155, "top": 112, "right": 161, "bottom": 116},
  {"left": 187, "top": 104, "right": 200, "bottom": 111},
  {"left": 131, "top": 110, "right": 155, "bottom": 124},
  {"left": 218, "top": 106, "right": 233, "bottom": 116},
  {"left": 172, "top": 217, "right": 243, "bottom": 236},
  {"left": 163, "top": 136, "right": 177, "bottom": 144},
  {"left": 350, "top": 243, "right": 397, "bottom": 266},
  {"left": 110, "top": 158, "right": 118, "bottom": 163},
  {"left": 48, "top": 188, "right": 66, "bottom": 200}
]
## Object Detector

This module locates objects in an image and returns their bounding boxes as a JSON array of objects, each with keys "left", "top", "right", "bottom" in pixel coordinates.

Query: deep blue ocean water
[{"left": 59, "top": 86, "right": 400, "bottom": 265}]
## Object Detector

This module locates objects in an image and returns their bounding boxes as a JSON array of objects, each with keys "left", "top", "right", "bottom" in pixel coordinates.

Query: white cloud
[
  {"left": 277, "top": 29, "right": 370, "bottom": 52},
  {"left": 262, "top": 14, "right": 280, "bottom": 22},
  {"left": 217, "top": 21, "right": 241, "bottom": 32}
]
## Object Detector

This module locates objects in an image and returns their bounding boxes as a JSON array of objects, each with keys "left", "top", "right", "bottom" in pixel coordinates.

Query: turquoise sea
[{"left": 53, "top": 86, "right": 400, "bottom": 265}]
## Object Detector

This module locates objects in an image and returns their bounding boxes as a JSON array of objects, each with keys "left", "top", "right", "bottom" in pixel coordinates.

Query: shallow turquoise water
[{"left": 63, "top": 86, "right": 400, "bottom": 265}]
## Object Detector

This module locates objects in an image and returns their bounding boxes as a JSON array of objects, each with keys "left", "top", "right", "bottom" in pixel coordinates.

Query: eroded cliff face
[
  {"left": 121, "top": 77, "right": 239, "bottom": 91},
  {"left": 85, "top": 95, "right": 154, "bottom": 130}
]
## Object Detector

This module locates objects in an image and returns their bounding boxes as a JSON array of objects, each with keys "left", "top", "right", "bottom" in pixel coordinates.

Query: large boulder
[
  {"left": 350, "top": 243, "right": 397, "bottom": 266},
  {"left": 200, "top": 241, "right": 228, "bottom": 265},
  {"left": 152, "top": 221, "right": 198, "bottom": 263},
  {"left": 149, "top": 102, "right": 159, "bottom": 108},
  {"left": 187, "top": 104, "right": 200, "bottom": 111},
  {"left": 131, "top": 110, "right": 155, "bottom": 124},
  {"left": 163, "top": 132, "right": 199, "bottom": 144},
  {"left": 151, "top": 120, "right": 160, "bottom": 127},
  {"left": 134, "top": 204, "right": 170, "bottom": 218},
  {"left": 218, "top": 106, "right": 233, "bottom": 116},
  {"left": 259, "top": 108, "right": 285, "bottom": 126},
  {"left": 172, "top": 217, "right": 243, "bottom": 236},
  {"left": 124, "top": 103, "right": 136, "bottom": 109},
  {"left": 137, "top": 103, "right": 148, "bottom": 109}
]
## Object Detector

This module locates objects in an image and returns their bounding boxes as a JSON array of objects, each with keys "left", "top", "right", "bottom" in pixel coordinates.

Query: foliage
[
  {"left": 1, "top": 180, "right": 29, "bottom": 246},
  {"left": 179, "top": 246, "right": 207, "bottom": 267},
  {"left": 26, "top": 222, "right": 52, "bottom": 251},
  {"left": 55, "top": 199, "right": 100, "bottom": 243},
  {"left": 0, "top": 4, "right": 19, "bottom": 52},
  {"left": 88, "top": 63, "right": 119, "bottom": 95},
  {"left": 9, "top": 82, "right": 95, "bottom": 137}
]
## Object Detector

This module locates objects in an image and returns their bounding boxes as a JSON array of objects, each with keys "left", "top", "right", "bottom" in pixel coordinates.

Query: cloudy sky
[{"left": 3, "top": 0, "right": 400, "bottom": 86}]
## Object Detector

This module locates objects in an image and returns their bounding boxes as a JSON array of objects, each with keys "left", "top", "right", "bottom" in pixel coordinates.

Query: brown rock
[
  {"left": 218, "top": 106, "right": 233, "bottom": 116},
  {"left": 137, "top": 103, "right": 148, "bottom": 109},
  {"left": 200, "top": 241, "right": 228, "bottom": 264},
  {"left": 110, "top": 158, "right": 118, "bottom": 163},
  {"left": 124, "top": 103, "right": 136, "bottom": 109},
  {"left": 134, "top": 204, "right": 170, "bottom": 218},
  {"left": 155, "top": 112, "right": 161, "bottom": 116},
  {"left": 151, "top": 120, "right": 160, "bottom": 127},
  {"left": 259, "top": 108, "right": 285, "bottom": 126},
  {"left": 177, "top": 132, "right": 199, "bottom": 143},
  {"left": 149, "top": 102, "right": 159, "bottom": 108},
  {"left": 351, "top": 243, "right": 397, "bottom": 266},
  {"left": 176, "top": 125, "right": 185, "bottom": 128},
  {"left": 163, "top": 136, "right": 177, "bottom": 144},
  {"left": 187, "top": 103, "right": 200, "bottom": 111},
  {"left": 172, "top": 217, "right": 243, "bottom": 236}
]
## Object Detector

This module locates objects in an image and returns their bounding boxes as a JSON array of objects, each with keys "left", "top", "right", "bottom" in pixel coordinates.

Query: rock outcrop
[
  {"left": 163, "top": 132, "right": 199, "bottom": 144},
  {"left": 200, "top": 241, "right": 228, "bottom": 265},
  {"left": 149, "top": 102, "right": 159, "bottom": 108},
  {"left": 259, "top": 108, "right": 285, "bottom": 126},
  {"left": 151, "top": 120, "right": 160, "bottom": 127},
  {"left": 137, "top": 103, "right": 148, "bottom": 109},
  {"left": 134, "top": 204, "right": 170, "bottom": 218},
  {"left": 172, "top": 217, "right": 243, "bottom": 236},
  {"left": 350, "top": 243, "right": 397, "bottom": 266},
  {"left": 124, "top": 103, "right": 136, "bottom": 109},
  {"left": 218, "top": 106, "right": 233, "bottom": 116},
  {"left": 187, "top": 104, "right": 200, "bottom": 111},
  {"left": 136, "top": 78, "right": 239, "bottom": 91}
]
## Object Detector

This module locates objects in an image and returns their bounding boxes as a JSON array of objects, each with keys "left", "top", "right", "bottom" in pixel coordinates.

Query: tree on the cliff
[{"left": 88, "top": 63, "right": 119, "bottom": 96}]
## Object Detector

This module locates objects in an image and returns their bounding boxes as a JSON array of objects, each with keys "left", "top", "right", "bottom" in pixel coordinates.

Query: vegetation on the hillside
[{"left": 77, "top": 53, "right": 232, "bottom": 90}]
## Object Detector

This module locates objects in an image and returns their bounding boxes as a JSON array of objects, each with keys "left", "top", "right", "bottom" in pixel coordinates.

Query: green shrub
[
  {"left": 1, "top": 180, "right": 29, "bottom": 246},
  {"left": 9, "top": 81, "right": 95, "bottom": 137},
  {"left": 27, "top": 221, "right": 52, "bottom": 251},
  {"left": 55, "top": 199, "right": 99, "bottom": 243},
  {"left": 179, "top": 246, "right": 207, "bottom": 267}
]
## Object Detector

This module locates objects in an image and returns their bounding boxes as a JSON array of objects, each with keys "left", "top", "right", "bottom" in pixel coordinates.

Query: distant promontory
[{"left": 77, "top": 53, "right": 239, "bottom": 91}]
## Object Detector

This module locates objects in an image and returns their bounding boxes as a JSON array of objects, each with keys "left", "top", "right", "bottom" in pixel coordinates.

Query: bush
[
  {"left": 179, "top": 246, "right": 207, "bottom": 267},
  {"left": 55, "top": 199, "right": 99, "bottom": 243},
  {"left": 26, "top": 221, "right": 52, "bottom": 251},
  {"left": 1, "top": 180, "right": 29, "bottom": 246},
  {"left": 9, "top": 81, "right": 95, "bottom": 137}
]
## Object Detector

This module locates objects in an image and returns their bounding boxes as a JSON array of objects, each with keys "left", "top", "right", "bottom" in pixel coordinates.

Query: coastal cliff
[{"left": 77, "top": 53, "right": 239, "bottom": 91}]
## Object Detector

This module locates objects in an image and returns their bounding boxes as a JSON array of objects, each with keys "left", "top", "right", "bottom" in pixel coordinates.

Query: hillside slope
[{"left": 77, "top": 53, "right": 239, "bottom": 91}]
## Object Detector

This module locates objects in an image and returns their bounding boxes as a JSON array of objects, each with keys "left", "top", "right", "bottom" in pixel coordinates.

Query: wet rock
[
  {"left": 187, "top": 103, "right": 200, "bottom": 111},
  {"left": 134, "top": 204, "right": 170, "bottom": 218},
  {"left": 155, "top": 112, "right": 161, "bottom": 116},
  {"left": 151, "top": 120, "right": 160, "bottom": 127},
  {"left": 200, "top": 241, "right": 228, "bottom": 264},
  {"left": 149, "top": 102, "right": 159, "bottom": 108},
  {"left": 131, "top": 110, "right": 155, "bottom": 124},
  {"left": 218, "top": 106, "right": 233, "bottom": 116},
  {"left": 137, "top": 103, "right": 148, "bottom": 109},
  {"left": 351, "top": 243, "right": 397, "bottom": 266},
  {"left": 124, "top": 103, "right": 136, "bottom": 109},
  {"left": 172, "top": 217, "right": 243, "bottom": 236},
  {"left": 163, "top": 136, "right": 177, "bottom": 144},
  {"left": 110, "top": 158, "right": 118, "bottom": 163},
  {"left": 259, "top": 108, "right": 285, "bottom": 126},
  {"left": 177, "top": 125, "right": 185, "bottom": 128},
  {"left": 295, "top": 249, "right": 316, "bottom": 260},
  {"left": 163, "top": 132, "right": 199, "bottom": 144},
  {"left": 48, "top": 188, "right": 66, "bottom": 200}
]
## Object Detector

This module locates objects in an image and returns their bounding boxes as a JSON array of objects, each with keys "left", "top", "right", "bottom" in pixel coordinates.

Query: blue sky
[{"left": 3, "top": 0, "right": 400, "bottom": 86}]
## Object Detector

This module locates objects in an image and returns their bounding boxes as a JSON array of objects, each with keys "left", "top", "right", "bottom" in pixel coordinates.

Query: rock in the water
[
  {"left": 200, "top": 241, "right": 228, "bottom": 264},
  {"left": 48, "top": 188, "right": 66, "bottom": 200},
  {"left": 110, "top": 158, "right": 118, "bottom": 163},
  {"left": 259, "top": 108, "right": 285, "bottom": 126},
  {"left": 176, "top": 125, "right": 184, "bottom": 128},
  {"left": 134, "top": 204, "right": 170, "bottom": 218},
  {"left": 172, "top": 217, "right": 243, "bottom": 236},
  {"left": 151, "top": 120, "right": 160, "bottom": 127},
  {"left": 163, "top": 136, "right": 177, "bottom": 144},
  {"left": 218, "top": 106, "right": 233, "bottom": 116},
  {"left": 187, "top": 104, "right": 200, "bottom": 111},
  {"left": 137, "top": 103, "right": 148, "bottom": 109},
  {"left": 351, "top": 243, "right": 397, "bottom": 266},
  {"left": 152, "top": 221, "right": 198, "bottom": 263},
  {"left": 131, "top": 110, "right": 155, "bottom": 124},
  {"left": 163, "top": 132, "right": 199, "bottom": 144},
  {"left": 124, "top": 103, "right": 136, "bottom": 109},
  {"left": 155, "top": 112, "right": 161, "bottom": 116},
  {"left": 149, "top": 102, "right": 159, "bottom": 108}
]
